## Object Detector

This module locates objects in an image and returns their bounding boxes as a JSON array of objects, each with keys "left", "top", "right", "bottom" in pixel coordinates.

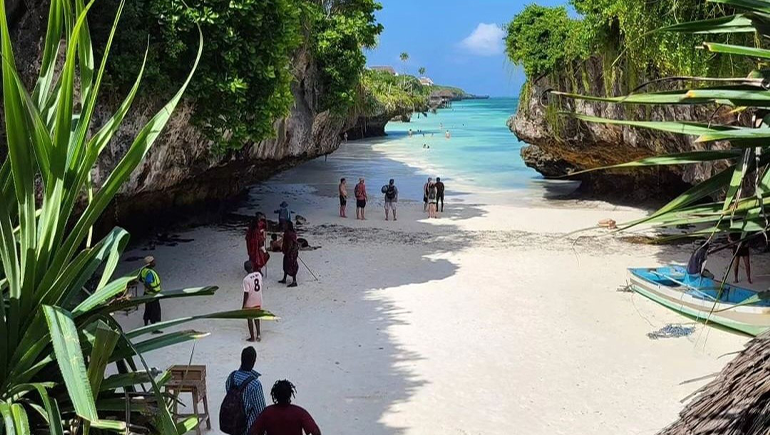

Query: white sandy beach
[{"left": 115, "top": 144, "right": 760, "bottom": 435}]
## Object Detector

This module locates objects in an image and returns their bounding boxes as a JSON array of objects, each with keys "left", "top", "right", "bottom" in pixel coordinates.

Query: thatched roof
[
  {"left": 369, "top": 65, "right": 397, "bottom": 75},
  {"left": 659, "top": 332, "right": 770, "bottom": 435},
  {"left": 430, "top": 90, "right": 455, "bottom": 99}
]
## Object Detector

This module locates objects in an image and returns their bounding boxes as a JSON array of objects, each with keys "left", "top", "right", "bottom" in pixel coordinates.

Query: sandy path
[{"left": 115, "top": 164, "right": 756, "bottom": 435}]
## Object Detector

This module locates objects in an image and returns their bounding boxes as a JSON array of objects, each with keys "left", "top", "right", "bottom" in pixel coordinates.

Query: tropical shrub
[
  {"left": 92, "top": 0, "right": 303, "bottom": 152},
  {"left": 505, "top": 0, "right": 754, "bottom": 87},
  {"left": 504, "top": 5, "right": 587, "bottom": 78},
  {"left": 555, "top": 0, "right": 770, "bottom": 242},
  {"left": 0, "top": 0, "right": 272, "bottom": 433},
  {"left": 359, "top": 70, "right": 428, "bottom": 116},
  {"left": 93, "top": 0, "right": 383, "bottom": 151}
]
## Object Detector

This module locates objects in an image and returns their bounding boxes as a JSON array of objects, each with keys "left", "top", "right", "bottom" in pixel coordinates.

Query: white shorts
[{"left": 384, "top": 201, "right": 397, "bottom": 210}]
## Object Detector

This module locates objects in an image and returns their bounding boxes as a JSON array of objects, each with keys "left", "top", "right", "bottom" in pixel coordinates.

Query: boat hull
[{"left": 628, "top": 267, "right": 770, "bottom": 336}]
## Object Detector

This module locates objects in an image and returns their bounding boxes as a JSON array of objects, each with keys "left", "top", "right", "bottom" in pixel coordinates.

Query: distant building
[
  {"left": 369, "top": 65, "right": 398, "bottom": 76},
  {"left": 429, "top": 90, "right": 456, "bottom": 108},
  {"left": 419, "top": 77, "right": 434, "bottom": 86}
]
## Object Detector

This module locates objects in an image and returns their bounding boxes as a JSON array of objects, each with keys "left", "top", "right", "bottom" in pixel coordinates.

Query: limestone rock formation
[
  {"left": 510, "top": 56, "right": 736, "bottom": 198},
  {"left": 11, "top": 0, "right": 355, "bottom": 232}
]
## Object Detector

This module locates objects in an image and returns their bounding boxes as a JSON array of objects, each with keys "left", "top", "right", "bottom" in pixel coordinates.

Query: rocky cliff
[
  {"left": 11, "top": 0, "right": 354, "bottom": 233},
  {"left": 510, "top": 56, "right": 737, "bottom": 198}
]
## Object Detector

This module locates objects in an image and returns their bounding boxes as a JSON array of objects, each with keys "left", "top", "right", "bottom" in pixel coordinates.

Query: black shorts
[
  {"left": 340, "top": 195, "right": 347, "bottom": 206},
  {"left": 144, "top": 299, "right": 161, "bottom": 323},
  {"left": 356, "top": 199, "right": 366, "bottom": 208}
]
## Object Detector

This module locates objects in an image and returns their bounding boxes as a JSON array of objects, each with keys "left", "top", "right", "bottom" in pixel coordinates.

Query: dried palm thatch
[{"left": 659, "top": 332, "right": 770, "bottom": 434}]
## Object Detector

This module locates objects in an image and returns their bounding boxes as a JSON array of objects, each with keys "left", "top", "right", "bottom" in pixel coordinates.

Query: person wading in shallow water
[
  {"left": 139, "top": 256, "right": 163, "bottom": 333},
  {"left": 250, "top": 380, "right": 321, "bottom": 435},
  {"left": 279, "top": 222, "right": 299, "bottom": 288}
]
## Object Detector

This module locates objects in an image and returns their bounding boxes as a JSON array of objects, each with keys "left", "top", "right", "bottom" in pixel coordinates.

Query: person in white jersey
[{"left": 243, "top": 261, "right": 264, "bottom": 342}]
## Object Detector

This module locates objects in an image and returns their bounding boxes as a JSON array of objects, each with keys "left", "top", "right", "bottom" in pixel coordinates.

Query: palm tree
[
  {"left": 418, "top": 66, "right": 426, "bottom": 77},
  {"left": 399, "top": 52, "right": 409, "bottom": 88}
]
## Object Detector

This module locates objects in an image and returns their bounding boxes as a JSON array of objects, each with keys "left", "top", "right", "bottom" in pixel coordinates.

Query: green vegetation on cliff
[
  {"left": 359, "top": 70, "right": 429, "bottom": 116},
  {"left": 505, "top": 0, "right": 752, "bottom": 87},
  {"left": 93, "top": 0, "right": 383, "bottom": 151}
]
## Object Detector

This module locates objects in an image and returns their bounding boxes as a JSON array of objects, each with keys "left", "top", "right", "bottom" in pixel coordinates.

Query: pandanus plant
[
  {"left": 554, "top": 0, "right": 770, "bottom": 243},
  {"left": 0, "top": 0, "right": 274, "bottom": 433}
]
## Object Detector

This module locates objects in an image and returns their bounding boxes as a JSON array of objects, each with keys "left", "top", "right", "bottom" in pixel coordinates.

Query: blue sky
[{"left": 365, "top": 0, "right": 566, "bottom": 97}]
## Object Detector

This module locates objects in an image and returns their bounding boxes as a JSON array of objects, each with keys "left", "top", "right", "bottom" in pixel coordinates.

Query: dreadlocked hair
[{"left": 271, "top": 380, "right": 297, "bottom": 405}]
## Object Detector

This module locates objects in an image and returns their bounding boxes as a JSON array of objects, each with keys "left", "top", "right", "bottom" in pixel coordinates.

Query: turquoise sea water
[
  {"left": 270, "top": 98, "right": 576, "bottom": 201},
  {"left": 376, "top": 98, "right": 538, "bottom": 191}
]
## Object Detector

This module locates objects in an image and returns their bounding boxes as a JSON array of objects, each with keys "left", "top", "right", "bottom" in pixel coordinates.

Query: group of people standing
[
  {"left": 337, "top": 176, "right": 444, "bottom": 220},
  {"left": 242, "top": 207, "right": 302, "bottom": 342}
]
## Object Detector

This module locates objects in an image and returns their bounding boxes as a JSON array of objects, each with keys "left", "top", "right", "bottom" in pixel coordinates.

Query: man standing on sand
[
  {"left": 354, "top": 178, "right": 367, "bottom": 220},
  {"left": 250, "top": 380, "right": 321, "bottom": 435},
  {"left": 225, "top": 347, "right": 266, "bottom": 434},
  {"left": 274, "top": 201, "right": 293, "bottom": 230},
  {"left": 423, "top": 177, "right": 432, "bottom": 212},
  {"left": 242, "top": 262, "right": 264, "bottom": 342},
  {"left": 139, "top": 256, "right": 163, "bottom": 333},
  {"left": 435, "top": 177, "right": 445, "bottom": 212},
  {"left": 384, "top": 179, "right": 398, "bottom": 221},
  {"left": 338, "top": 178, "right": 348, "bottom": 218}
]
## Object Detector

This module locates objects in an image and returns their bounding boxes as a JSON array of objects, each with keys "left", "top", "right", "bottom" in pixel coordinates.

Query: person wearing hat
[
  {"left": 274, "top": 201, "right": 293, "bottom": 231},
  {"left": 139, "top": 256, "right": 163, "bottom": 333}
]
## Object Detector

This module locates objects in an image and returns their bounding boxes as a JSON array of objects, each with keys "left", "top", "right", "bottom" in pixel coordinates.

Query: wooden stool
[{"left": 166, "top": 365, "right": 211, "bottom": 435}]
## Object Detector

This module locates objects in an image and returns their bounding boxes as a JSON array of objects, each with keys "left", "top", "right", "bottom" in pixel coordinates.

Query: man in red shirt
[{"left": 249, "top": 380, "right": 321, "bottom": 435}]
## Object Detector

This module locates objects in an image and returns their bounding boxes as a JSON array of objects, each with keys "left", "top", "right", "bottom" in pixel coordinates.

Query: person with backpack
[
  {"left": 221, "top": 347, "right": 266, "bottom": 435},
  {"left": 354, "top": 178, "right": 367, "bottom": 220},
  {"left": 382, "top": 179, "right": 398, "bottom": 221},
  {"left": 250, "top": 380, "right": 321, "bottom": 435}
]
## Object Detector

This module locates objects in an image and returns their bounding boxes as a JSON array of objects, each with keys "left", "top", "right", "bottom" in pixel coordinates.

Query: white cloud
[{"left": 458, "top": 23, "right": 505, "bottom": 56}]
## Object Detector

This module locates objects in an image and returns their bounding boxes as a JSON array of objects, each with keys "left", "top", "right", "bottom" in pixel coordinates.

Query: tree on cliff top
[
  {"left": 92, "top": 0, "right": 383, "bottom": 151},
  {"left": 505, "top": 5, "right": 586, "bottom": 78},
  {"left": 0, "top": 0, "right": 273, "bottom": 433},
  {"left": 311, "top": 0, "right": 384, "bottom": 114}
]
